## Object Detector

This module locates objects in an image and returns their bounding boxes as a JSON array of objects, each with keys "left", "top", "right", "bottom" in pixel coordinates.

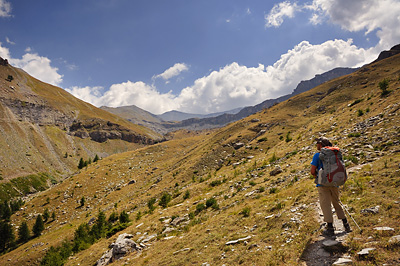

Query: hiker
[{"left": 310, "top": 137, "right": 351, "bottom": 236}]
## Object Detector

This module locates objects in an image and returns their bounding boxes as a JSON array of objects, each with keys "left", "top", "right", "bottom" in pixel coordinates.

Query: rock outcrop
[
  {"left": 95, "top": 233, "right": 143, "bottom": 266},
  {"left": 373, "top": 44, "right": 400, "bottom": 63},
  {"left": 69, "top": 119, "right": 157, "bottom": 144},
  {"left": 0, "top": 57, "right": 8, "bottom": 66}
]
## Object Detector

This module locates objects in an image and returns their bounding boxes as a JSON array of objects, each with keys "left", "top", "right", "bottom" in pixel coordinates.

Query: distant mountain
[
  {"left": 159, "top": 67, "right": 358, "bottom": 131},
  {"left": 2, "top": 47, "right": 400, "bottom": 265},
  {"left": 157, "top": 108, "right": 243, "bottom": 122},
  {"left": 103, "top": 67, "right": 358, "bottom": 133},
  {"left": 101, "top": 105, "right": 165, "bottom": 134}
]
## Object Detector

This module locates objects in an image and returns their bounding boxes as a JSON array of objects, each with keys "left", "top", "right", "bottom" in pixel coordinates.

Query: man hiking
[{"left": 310, "top": 137, "right": 351, "bottom": 236}]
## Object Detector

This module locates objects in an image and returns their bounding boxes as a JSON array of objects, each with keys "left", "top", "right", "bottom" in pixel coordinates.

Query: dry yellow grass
[{"left": 1, "top": 54, "right": 400, "bottom": 265}]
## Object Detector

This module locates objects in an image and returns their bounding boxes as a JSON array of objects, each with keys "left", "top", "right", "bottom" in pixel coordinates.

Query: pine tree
[
  {"left": 78, "top": 158, "right": 85, "bottom": 169},
  {"left": 80, "top": 196, "right": 85, "bottom": 207},
  {"left": 0, "top": 220, "right": 15, "bottom": 252},
  {"left": 119, "top": 210, "right": 130, "bottom": 224},
  {"left": 18, "top": 221, "right": 30, "bottom": 243},
  {"left": 1, "top": 201, "right": 12, "bottom": 221},
  {"left": 43, "top": 208, "right": 50, "bottom": 222},
  {"left": 93, "top": 154, "right": 100, "bottom": 162},
  {"left": 33, "top": 214, "right": 45, "bottom": 237},
  {"left": 91, "top": 211, "right": 106, "bottom": 239}
]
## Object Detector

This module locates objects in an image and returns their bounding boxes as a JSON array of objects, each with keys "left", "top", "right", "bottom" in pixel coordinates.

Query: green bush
[
  {"left": 159, "top": 192, "right": 172, "bottom": 208},
  {"left": 206, "top": 198, "right": 219, "bottom": 210},
  {"left": 379, "top": 79, "right": 390, "bottom": 96},
  {"left": 210, "top": 180, "right": 222, "bottom": 187},
  {"left": 240, "top": 207, "right": 251, "bottom": 217},
  {"left": 195, "top": 203, "right": 206, "bottom": 214},
  {"left": 348, "top": 132, "right": 361, "bottom": 138},
  {"left": 349, "top": 98, "right": 363, "bottom": 107},
  {"left": 183, "top": 190, "right": 190, "bottom": 200},
  {"left": 147, "top": 198, "right": 156, "bottom": 213},
  {"left": 119, "top": 210, "right": 130, "bottom": 223}
]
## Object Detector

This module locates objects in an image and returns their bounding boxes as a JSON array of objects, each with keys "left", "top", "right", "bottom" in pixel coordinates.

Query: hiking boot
[
  {"left": 322, "top": 227, "right": 335, "bottom": 236},
  {"left": 343, "top": 222, "right": 352, "bottom": 232}
]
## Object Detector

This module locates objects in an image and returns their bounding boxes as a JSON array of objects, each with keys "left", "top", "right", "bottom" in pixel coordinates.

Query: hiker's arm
[{"left": 310, "top": 165, "right": 317, "bottom": 177}]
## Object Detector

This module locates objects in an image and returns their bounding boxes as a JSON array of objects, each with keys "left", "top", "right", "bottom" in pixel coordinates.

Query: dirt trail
[{"left": 300, "top": 203, "right": 352, "bottom": 265}]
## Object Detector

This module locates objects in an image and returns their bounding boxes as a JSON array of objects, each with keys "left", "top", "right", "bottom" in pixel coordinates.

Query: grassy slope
[
  {"left": 1, "top": 54, "right": 400, "bottom": 265},
  {"left": 0, "top": 64, "right": 161, "bottom": 180}
]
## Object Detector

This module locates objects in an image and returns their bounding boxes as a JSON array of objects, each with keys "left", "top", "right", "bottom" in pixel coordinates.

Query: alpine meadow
[{"left": 0, "top": 45, "right": 400, "bottom": 265}]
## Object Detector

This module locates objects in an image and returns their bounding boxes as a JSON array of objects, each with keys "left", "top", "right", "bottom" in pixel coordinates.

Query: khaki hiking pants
[{"left": 318, "top": 186, "right": 346, "bottom": 223}]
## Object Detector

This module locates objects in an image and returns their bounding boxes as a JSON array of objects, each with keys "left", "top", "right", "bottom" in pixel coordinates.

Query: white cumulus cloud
[
  {"left": 153, "top": 63, "right": 189, "bottom": 81},
  {"left": 0, "top": 0, "right": 11, "bottom": 17},
  {"left": 265, "top": 1, "right": 300, "bottom": 27},
  {"left": 66, "top": 81, "right": 179, "bottom": 115},
  {"left": 309, "top": 0, "right": 400, "bottom": 50},
  {"left": 67, "top": 39, "right": 373, "bottom": 115},
  {"left": 0, "top": 43, "right": 63, "bottom": 86}
]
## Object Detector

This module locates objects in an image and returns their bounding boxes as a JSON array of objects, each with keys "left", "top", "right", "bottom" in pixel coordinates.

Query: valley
[{"left": 0, "top": 48, "right": 400, "bottom": 265}]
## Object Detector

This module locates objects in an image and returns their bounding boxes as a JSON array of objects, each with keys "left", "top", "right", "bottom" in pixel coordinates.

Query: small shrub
[
  {"left": 136, "top": 211, "right": 142, "bottom": 221},
  {"left": 349, "top": 98, "right": 363, "bottom": 107},
  {"left": 108, "top": 212, "right": 118, "bottom": 223},
  {"left": 206, "top": 198, "right": 219, "bottom": 210},
  {"left": 240, "top": 207, "right": 251, "bottom": 217},
  {"left": 183, "top": 190, "right": 190, "bottom": 200},
  {"left": 379, "top": 79, "right": 390, "bottom": 96},
  {"left": 147, "top": 198, "right": 156, "bottom": 213},
  {"left": 119, "top": 210, "right": 130, "bottom": 223},
  {"left": 357, "top": 109, "right": 364, "bottom": 116},
  {"left": 269, "top": 153, "right": 279, "bottom": 163},
  {"left": 195, "top": 203, "right": 206, "bottom": 214},
  {"left": 159, "top": 192, "right": 172, "bottom": 208},
  {"left": 285, "top": 131, "right": 292, "bottom": 142},
  {"left": 80, "top": 196, "right": 85, "bottom": 207},
  {"left": 189, "top": 212, "right": 195, "bottom": 220},
  {"left": 210, "top": 180, "right": 222, "bottom": 187},
  {"left": 348, "top": 132, "right": 361, "bottom": 138},
  {"left": 269, "top": 187, "right": 278, "bottom": 194}
]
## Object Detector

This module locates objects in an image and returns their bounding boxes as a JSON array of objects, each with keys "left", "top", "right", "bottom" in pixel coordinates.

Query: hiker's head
[{"left": 315, "top": 137, "right": 332, "bottom": 149}]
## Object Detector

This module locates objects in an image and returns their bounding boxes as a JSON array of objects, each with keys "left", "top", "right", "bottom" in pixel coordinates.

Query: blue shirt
[
  {"left": 311, "top": 152, "right": 322, "bottom": 170},
  {"left": 311, "top": 152, "right": 322, "bottom": 186}
]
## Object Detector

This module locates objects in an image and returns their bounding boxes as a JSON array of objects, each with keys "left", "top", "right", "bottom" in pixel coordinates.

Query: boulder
[
  {"left": 333, "top": 257, "right": 353, "bottom": 265},
  {"left": 233, "top": 142, "right": 245, "bottom": 149},
  {"left": 361, "top": 206, "right": 380, "bottom": 214},
  {"left": 270, "top": 166, "right": 283, "bottom": 176},
  {"left": 389, "top": 235, "right": 400, "bottom": 244},
  {"left": 95, "top": 233, "right": 142, "bottom": 266}
]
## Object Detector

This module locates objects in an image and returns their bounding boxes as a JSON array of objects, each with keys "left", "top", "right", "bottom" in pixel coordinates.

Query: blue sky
[{"left": 1, "top": 0, "right": 399, "bottom": 114}]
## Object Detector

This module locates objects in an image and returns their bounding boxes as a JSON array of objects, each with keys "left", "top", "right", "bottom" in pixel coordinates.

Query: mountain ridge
[
  {"left": 1, "top": 46, "right": 400, "bottom": 265},
  {"left": 104, "top": 67, "right": 357, "bottom": 133},
  {"left": 0, "top": 60, "right": 162, "bottom": 180}
]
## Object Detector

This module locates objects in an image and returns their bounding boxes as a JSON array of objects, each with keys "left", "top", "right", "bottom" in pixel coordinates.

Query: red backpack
[{"left": 317, "top": 147, "right": 347, "bottom": 186}]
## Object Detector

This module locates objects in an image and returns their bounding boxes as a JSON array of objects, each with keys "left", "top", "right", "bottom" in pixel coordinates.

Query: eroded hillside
[
  {"left": 0, "top": 60, "right": 162, "bottom": 183},
  {"left": 1, "top": 54, "right": 400, "bottom": 265}
]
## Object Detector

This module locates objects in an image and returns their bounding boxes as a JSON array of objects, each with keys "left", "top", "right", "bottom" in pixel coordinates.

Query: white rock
[
  {"left": 357, "top": 247, "right": 376, "bottom": 256},
  {"left": 374, "top": 226, "right": 394, "bottom": 231},
  {"left": 333, "top": 257, "right": 353, "bottom": 265},
  {"left": 389, "top": 235, "right": 400, "bottom": 244},
  {"left": 225, "top": 235, "right": 251, "bottom": 245}
]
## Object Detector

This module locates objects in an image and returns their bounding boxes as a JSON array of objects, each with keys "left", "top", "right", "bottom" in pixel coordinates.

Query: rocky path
[{"left": 301, "top": 203, "right": 353, "bottom": 266}]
